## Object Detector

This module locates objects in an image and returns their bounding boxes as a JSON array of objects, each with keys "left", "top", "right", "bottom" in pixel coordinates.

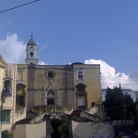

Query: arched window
[
  {"left": 47, "top": 90, "right": 55, "bottom": 105},
  {"left": 75, "top": 83, "right": 87, "bottom": 109},
  {"left": 16, "top": 83, "right": 26, "bottom": 107},
  {"left": 3, "top": 80, "right": 12, "bottom": 96}
]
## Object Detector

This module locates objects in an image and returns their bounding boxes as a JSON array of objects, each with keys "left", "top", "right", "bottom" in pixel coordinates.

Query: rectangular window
[
  {"left": 18, "top": 71, "right": 23, "bottom": 80},
  {"left": 17, "top": 69, "right": 24, "bottom": 81},
  {"left": 77, "top": 70, "right": 84, "bottom": 81},
  {"left": 79, "top": 97, "right": 84, "bottom": 106},
  {"left": 2, "top": 110, "right": 10, "bottom": 123}
]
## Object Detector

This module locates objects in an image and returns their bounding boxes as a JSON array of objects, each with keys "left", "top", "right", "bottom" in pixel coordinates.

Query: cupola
[{"left": 25, "top": 35, "right": 38, "bottom": 65}]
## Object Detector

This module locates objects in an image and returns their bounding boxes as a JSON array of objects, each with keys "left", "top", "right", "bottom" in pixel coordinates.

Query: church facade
[{"left": 23, "top": 35, "right": 102, "bottom": 115}]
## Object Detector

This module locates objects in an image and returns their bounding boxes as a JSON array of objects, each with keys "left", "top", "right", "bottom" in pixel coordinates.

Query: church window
[
  {"left": 16, "top": 84, "right": 26, "bottom": 107},
  {"left": 3, "top": 80, "right": 12, "bottom": 97},
  {"left": 76, "top": 83, "right": 87, "bottom": 109},
  {"left": 47, "top": 91, "right": 55, "bottom": 105},
  {"left": 30, "top": 52, "right": 34, "bottom": 57},
  {"left": 79, "top": 97, "right": 84, "bottom": 106},
  {"left": 17, "top": 70, "right": 24, "bottom": 81},
  {"left": 47, "top": 98, "right": 55, "bottom": 105},
  {"left": 46, "top": 71, "right": 55, "bottom": 79},
  {"left": 77, "top": 70, "right": 84, "bottom": 81},
  {"left": 48, "top": 72, "right": 53, "bottom": 78}
]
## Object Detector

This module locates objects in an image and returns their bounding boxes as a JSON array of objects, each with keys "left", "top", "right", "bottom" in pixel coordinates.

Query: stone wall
[{"left": 27, "top": 65, "right": 75, "bottom": 110}]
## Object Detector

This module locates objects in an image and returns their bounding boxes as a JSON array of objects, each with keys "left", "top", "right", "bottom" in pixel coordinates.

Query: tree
[
  {"left": 104, "top": 87, "right": 136, "bottom": 120},
  {"left": 124, "top": 93, "right": 136, "bottom": 118},
  {"left": 58, "top": 117, "right": 69, "bottom": 138}
]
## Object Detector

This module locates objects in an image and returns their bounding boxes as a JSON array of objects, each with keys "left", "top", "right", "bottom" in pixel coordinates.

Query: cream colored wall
[
  {"left": 73, "top": 64, "right": 102, "bottom": 109},
  {"left": 72, "top": 120, "right": 114, "bottom": 138},
  {"left": 14, "top": 121, "right": 46, "bottom": 138},
  {"left": 2, "top": 124, "right": 12, "bottom": 132},
  {"left": 14, "top": 125, "right": 26, "bottom": 138},
  {"left": 26, "top": 122, "right": 46, "bottom": 138}
]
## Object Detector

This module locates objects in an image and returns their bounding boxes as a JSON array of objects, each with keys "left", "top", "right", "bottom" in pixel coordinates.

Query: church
[
  {"left": 1, "top": 35, "right": 104, "bottom": 138},
  {"left": 22, "top": 35, "right": 103, "bottom": 116}
]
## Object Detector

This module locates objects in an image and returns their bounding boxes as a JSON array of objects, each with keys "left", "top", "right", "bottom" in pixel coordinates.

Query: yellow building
[
  {"left": 26, "top": 63, "right": 102, "bottom": 114},
  {"left": 73, "top": 63, "right": 102, "bottom": 110}
]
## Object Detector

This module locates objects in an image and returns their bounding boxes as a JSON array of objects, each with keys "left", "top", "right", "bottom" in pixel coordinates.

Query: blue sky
[{"left": 0, "top": 0, "right": 138, "bottom": 90}]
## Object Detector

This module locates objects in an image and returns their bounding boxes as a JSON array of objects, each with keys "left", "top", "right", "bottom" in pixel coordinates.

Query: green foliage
[
  {"left": 124, "top": 93, "right": 136, "bottom": 117},
  {"left": 72, "top": 116, "right": 78, "bottom": 121},
  {"left": 2, "top": 130, "right": 13, "bottom": 138},
  {"left": 104, "top": 87, "right": 136, "bottom": 119},
  {"left": 58, "top": 117, "right": 69, "bottom": 138}
]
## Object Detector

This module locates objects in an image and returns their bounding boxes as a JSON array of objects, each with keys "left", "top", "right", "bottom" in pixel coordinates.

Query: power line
[{"left": 0, "top": 0, "right": 41, "bottom": 14}]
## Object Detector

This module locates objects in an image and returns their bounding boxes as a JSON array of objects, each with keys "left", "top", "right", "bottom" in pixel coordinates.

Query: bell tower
[{"left": 25, "top": 35, "right": 38, "bottom": 65}]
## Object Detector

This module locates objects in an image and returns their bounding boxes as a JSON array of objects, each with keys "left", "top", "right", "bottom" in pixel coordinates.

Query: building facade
[
  {"left": 0, "top": 36, "right": 103, "bottom": 137},
  {"left": 23, "top": 36, "right": 103, "bottom": 116},
  {"left": 26, "top": 63, "right": 102, "bottom": 113}
]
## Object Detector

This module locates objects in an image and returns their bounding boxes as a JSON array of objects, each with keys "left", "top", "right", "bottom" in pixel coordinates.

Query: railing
[{"left": 31, "top": 105, "right": 74, "bottom": 115}]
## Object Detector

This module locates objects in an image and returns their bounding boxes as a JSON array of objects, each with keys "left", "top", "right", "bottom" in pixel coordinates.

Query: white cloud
[
  {"left": 37, "top": 61, "right": 46, "bottom": 65},
  {"left": 0, "top": 33, "right": 26, "bottom": 64},
  {"left": 85, "top": 59, "right": 138, "bottom": 91}
]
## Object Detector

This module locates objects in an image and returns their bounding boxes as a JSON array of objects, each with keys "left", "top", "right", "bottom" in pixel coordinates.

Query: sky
[{"left": 0, "top": 0, "right": 138, "bottom": 90}]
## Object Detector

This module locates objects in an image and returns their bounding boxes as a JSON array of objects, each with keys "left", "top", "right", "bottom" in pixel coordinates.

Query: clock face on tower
[{"left": 30, "top": 52, "right": 34, "bottom": 57}]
